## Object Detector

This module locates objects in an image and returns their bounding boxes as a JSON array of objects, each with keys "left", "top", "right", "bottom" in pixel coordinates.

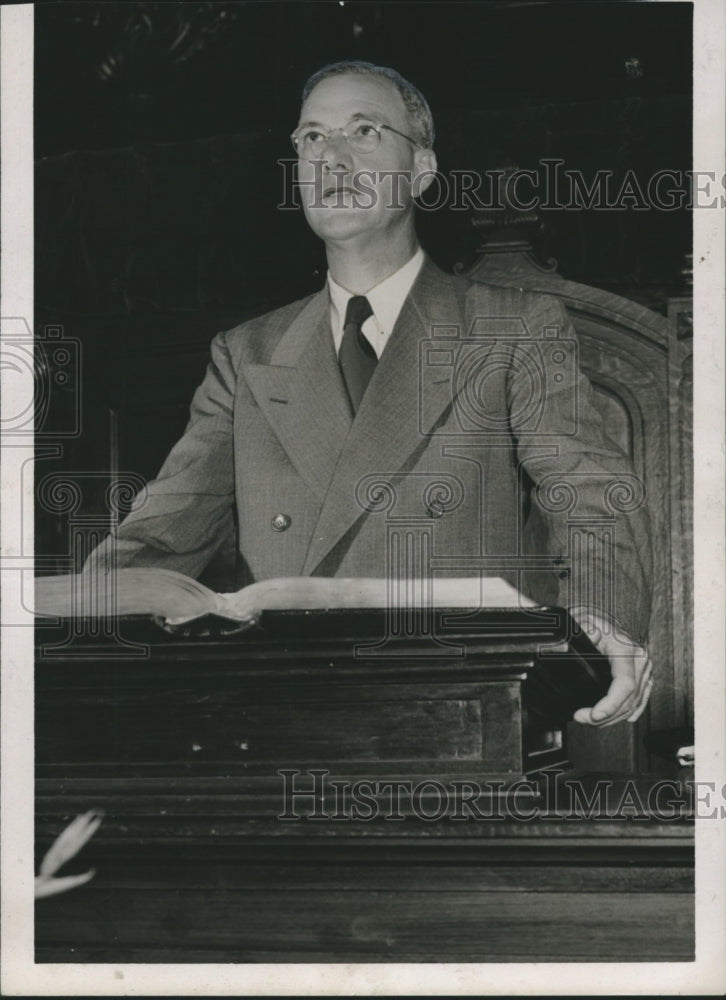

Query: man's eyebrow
[{"left": 297, "top": 112, "right": 383, "bottom": 129}]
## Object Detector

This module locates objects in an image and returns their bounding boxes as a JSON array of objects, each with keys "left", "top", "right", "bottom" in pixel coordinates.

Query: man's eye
[
  {"left": 352, "top": 122, "right": 378, "bottom": 138},
  {"left": 301, "top": 129, "right": 326, "bottom": 144}
]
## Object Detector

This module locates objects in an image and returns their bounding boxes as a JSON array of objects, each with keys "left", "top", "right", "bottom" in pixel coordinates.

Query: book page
[
  {"left": 35, "top": 568, "right": 216, "bottom": 623},
  {"left": 219, "top": 574, "right": 536, "bottom": 622}
]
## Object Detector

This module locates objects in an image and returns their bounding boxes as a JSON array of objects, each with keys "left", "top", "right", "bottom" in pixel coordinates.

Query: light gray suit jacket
[{"left": 90, "top": 257, "right": 653, "bottom": 643}]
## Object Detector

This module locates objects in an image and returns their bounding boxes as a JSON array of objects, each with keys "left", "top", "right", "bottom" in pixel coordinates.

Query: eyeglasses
[{"left": 291, "top": 118, "right": 422, "bottom": 158}]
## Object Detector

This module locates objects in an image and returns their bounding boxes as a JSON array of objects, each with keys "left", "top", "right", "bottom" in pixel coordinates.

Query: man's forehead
[{"left": 299, "top": 72, "right": 406, "bottom": 125}]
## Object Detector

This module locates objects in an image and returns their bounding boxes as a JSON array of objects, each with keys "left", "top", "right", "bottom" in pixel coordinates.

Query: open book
[{"left": 35, "top": 569, "right": 536, "bottom": 628}]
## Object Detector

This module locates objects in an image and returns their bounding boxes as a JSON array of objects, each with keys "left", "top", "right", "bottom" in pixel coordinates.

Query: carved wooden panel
[{"left": 463, "top": 249, "right": 691, "bottom": 772}]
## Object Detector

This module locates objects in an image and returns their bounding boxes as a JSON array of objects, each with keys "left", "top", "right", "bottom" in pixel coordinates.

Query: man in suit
[{"left": 89, "top": 60, "right": 654, "bottom": 727}]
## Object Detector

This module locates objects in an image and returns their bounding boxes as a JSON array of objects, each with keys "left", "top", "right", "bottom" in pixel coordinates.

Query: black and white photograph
[{"left": 1, "top": 0, "right": 724, "bottom": 994}]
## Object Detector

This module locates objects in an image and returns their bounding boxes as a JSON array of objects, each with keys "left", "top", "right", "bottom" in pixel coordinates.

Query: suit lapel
[
  {"left": 302, "top": 258, "right": 473, "bottom": 574},
  {"left": 243, "top": 291, "right": 353, "bottom": 501}
]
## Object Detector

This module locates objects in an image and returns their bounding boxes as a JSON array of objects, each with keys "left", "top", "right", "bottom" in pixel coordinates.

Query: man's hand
[{"left": 571, "top": 611, "right": 654, "bottom": 727}]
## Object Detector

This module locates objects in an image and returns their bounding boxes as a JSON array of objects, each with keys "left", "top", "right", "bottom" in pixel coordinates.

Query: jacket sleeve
[
  {"left": 84, "top": 330, "right": 237, "bottom": 580},
  {"left": 503, "top": 291, "right": 653, "bottom": 645}
]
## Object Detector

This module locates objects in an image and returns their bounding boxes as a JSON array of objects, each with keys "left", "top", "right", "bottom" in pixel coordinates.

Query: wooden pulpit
[
  {"left": 35, "top": 609, "right": 694, "bottom": 963},
  {"left": 35, "top": 606, "right": 610, "bottom": 786}
]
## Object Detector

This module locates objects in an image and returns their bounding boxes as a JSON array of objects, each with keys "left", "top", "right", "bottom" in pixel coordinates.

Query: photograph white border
[{"left": 2, "top": 0, "right": 724, "bottom": 993}]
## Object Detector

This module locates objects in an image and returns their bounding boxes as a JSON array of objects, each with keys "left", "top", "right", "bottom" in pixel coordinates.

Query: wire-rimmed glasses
[{"left": 291, "top": 118, "right": 422, "bottom": 158}]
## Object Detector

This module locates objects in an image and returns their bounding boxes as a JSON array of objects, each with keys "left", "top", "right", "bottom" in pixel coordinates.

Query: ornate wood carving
[{"left": 460, "top": 206, "right": 692, "bottom": 771}]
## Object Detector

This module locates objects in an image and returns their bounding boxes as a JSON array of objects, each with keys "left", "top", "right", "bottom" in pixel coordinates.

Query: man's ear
[{"left": 412, "top": 148, "right": 438, "bottom": 198}]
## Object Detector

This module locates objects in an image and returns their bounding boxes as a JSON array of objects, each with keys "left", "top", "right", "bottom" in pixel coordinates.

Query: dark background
[{"left": 34, "top": 0, "right": 693, "bottom": 563}]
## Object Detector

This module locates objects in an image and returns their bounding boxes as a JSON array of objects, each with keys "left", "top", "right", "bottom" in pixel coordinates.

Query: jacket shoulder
[
  {"left": 217, "top": 290, "right": 324, "bottom": 364},
  {"left": 453, "top": 275, "right": 570, "bottom": 334},
  {"left": 455, "top": 273, "right": 562, "bottom": 310}
]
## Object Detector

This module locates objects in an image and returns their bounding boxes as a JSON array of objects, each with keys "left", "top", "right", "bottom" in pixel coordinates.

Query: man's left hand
[{"left": 571, "top": 612, "right": 654, "bottom": 727}]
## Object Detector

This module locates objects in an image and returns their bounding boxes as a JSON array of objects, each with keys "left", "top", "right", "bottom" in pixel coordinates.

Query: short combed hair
[{"left": 301, "top": 61, "right": 435, "bottom": 148}]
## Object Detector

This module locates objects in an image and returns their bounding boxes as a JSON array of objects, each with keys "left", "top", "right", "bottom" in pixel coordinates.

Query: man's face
[{"left": 295, "top": 72, "right": 435, "bottom": 244}]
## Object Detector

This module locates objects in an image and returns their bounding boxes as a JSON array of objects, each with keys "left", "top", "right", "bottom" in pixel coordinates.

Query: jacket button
[
  {"left": 426, "top": 502, "right": 445, "bottom": 519},
  {"left": 271, "top": 513, "right": 291, "bottom": 532}
]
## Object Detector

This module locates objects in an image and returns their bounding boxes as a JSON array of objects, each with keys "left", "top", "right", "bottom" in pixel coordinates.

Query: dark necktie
[{"left": 339, "top": 295, "right": 376, "bottom": 414}]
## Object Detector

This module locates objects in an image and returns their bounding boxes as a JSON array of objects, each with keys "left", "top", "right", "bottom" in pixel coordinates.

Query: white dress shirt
[{"left": 327, "top": 247, "right": 424, "bottom": 360}]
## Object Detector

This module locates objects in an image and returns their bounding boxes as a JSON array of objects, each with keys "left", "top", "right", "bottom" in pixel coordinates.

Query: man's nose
[{"left": 320, "top": 130, "right": 353, "bottom": 171}]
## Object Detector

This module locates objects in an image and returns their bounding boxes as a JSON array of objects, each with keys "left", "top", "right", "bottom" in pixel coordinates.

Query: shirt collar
[{"left": 327, "top": 247, "right": 424, "bottom": 343}]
